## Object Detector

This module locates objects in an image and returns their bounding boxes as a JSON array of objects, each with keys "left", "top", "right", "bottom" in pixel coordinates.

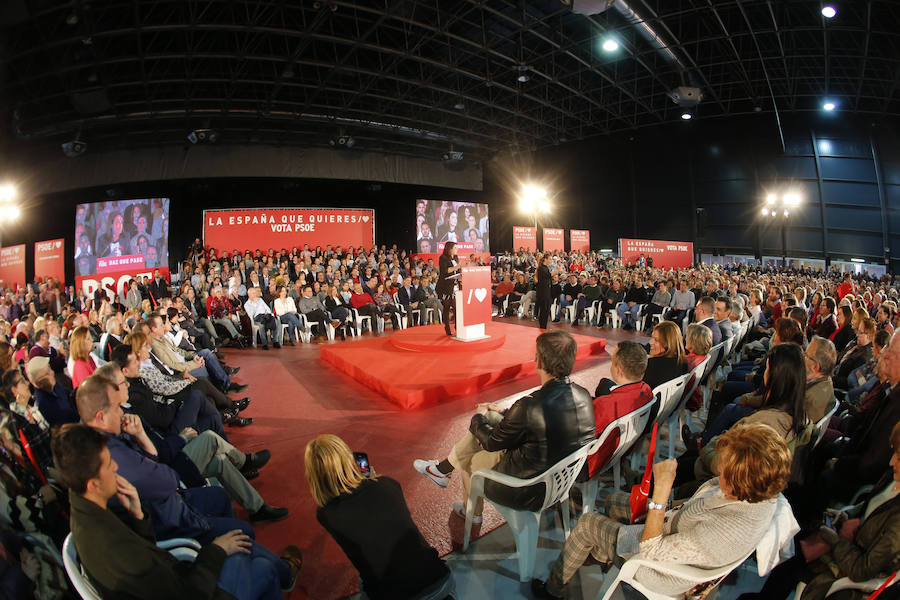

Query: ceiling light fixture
[
  {"left": 823, "top": 101, "right": 836, "bottom": 111},
  {"left": 821, "top": 6, "right": 836, "bottom": 18},
  {"left": 602, "top": 38, "right": 619, "bottom": 52}
]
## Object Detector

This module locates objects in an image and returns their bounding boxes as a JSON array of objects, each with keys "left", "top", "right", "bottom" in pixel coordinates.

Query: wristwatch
[{"left": 647, "top": 500, "right": 668, "bottom": 511}]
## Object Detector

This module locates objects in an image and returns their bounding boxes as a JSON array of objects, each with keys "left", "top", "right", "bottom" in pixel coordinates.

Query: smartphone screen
[{"left": 353, "top": 452, "right": 371, "bottom": 477}]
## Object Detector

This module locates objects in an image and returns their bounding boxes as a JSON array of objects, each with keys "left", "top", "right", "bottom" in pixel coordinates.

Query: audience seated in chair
[
  {"left": 739, "top": 419, "right": 900, "bottom": 600},
  {"left": 413, "top": 330, "right": 595, "bottom": 522},
  {"left": 644, "top": 321, "right": 690, "bottom": 390},
  {"left": 588, "top": 341, "right": 653, "bottom": 476},
  {"left": 532, "top": 423, "right": 793, "bottom": 599},
  {"left": 52, "top": 423, "right": 302, "bottom": 600}
]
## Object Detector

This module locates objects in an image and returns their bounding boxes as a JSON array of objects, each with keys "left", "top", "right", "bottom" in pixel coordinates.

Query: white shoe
[
  {"left": 452, "top": 501, "right": 482, "bottom": 524},
  {"left": 413, "top": 459, "right": 450, "bottom": 488}
]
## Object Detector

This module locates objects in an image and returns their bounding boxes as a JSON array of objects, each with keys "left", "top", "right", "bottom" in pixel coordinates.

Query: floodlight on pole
[
  {"left": 766, "top": 193, "right": 777, "bottom": 204},
  {"left": 784, "top": 193, "right": 801, "bottom": 206},
  {"left": 0, "top": 185, "right": 16, "bottom": 203}
]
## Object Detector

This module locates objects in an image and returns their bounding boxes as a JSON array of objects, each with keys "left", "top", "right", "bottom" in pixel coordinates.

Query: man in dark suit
[
  {"left": 148, "top": 270, "right": 169, "bottom": 307},
  {"left": 397, "top": 276, "right": 421, "bottom": 326},
  {"left": 694, "top": 296, "right": 722, "bottom": 346}
]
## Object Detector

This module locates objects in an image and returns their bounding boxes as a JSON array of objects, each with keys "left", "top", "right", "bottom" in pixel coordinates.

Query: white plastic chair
[
  {"left": 577, "top": 399, "right": 657, "bottom": 515},
  {"left": 601, "top": 549, "right": 754, "bottom": 600},
  {"left": 812, "top": 398, "right": 839, "bottom": 448},
  {"left": 664, "top": 357, "right": 710, "bottom": 458},
  {"left": 645, "top": 373, "right": 691, "bottom": 463},
  {"left": 349, "top": 307, "right": 373, "bottom": 335},
  {"left": 462, "top": 444, "right": 591, "bottom": 582},
  {"left": 608, "top": 301, "right": 627, "bottom": 328},
  {"left": 603, "top": 493, "right": 799, "bottom": 600},
  {"left": 825, "top": 574, "right": 896, "bottom": 597},
  {"left": 63, "top": 534, "right": 201, "bottom": 599}
]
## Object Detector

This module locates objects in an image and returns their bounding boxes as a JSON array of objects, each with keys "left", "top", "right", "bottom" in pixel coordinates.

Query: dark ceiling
[{"left": 2, "top": 0, "right": 898, "bottom": 161}]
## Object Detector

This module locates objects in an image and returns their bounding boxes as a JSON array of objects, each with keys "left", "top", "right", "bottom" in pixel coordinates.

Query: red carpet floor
[
  {"left": 320, "top": 323, "right": 606, "bottom": 409},
  {"left": 220, "top": 318, "right": 637, "bottom": 599}
]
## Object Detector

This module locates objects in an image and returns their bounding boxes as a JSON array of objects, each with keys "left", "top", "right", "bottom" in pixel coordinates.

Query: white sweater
[{"left": 617, "top": 478, "right": 777, "bottom": 596}]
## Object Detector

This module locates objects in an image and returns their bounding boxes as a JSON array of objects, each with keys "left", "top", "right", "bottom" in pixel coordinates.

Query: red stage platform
[{"left": 320, "top": 323, "right": 607, "bottom": 409}]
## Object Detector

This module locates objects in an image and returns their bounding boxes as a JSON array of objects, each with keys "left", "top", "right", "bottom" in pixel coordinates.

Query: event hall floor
[{"left": 222, "top": 317, "right": 767, "bottom": 600}]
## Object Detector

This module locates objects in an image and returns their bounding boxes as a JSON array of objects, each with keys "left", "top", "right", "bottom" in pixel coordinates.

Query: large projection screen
[
  {"left": 415, "top": 199, "right": 489, "bottom": 257},
  {"left": 75, "top": 198, "right": 170, "bottom": 297}
]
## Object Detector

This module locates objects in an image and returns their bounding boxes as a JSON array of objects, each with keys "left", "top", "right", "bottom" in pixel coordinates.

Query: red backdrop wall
[
  {"left": 512, "top": 226, "right": 537, "bottom": 251},
  {"left": 570, "top": 229, "right": 590, "bottom": 252},
  {"left": 203, "top": 208, "right": 375, "bottom": 252},
  {"left": 0, "top": 245, "right": 25, "bottom": 290},
  {"left": 34, "top": 239, "right": 65, "bottom": 283},
  {"left": 618, "top": 238, "right": 694, "bottom": 268},
  {"left": 542, "top": 228, "right": 565, "bottom": 252}
]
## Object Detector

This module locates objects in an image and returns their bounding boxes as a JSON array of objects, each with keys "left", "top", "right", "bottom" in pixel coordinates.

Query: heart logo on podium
[
  {"left": 361, "top": 215, "right": 370, "bottom": 223},
  {"left": 474, "top": 288, "right": 488, "bottom": 303}
]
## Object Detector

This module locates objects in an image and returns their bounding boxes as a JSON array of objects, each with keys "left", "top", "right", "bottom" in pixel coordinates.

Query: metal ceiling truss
[{"left": 2, "top": 0, "right": 899, "bottom": 160}]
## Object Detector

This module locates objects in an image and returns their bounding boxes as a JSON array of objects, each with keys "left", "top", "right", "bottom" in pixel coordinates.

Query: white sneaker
[
  {"left": 452, "top": 501, "right": 482, "bottom": 524},
  {"left": 413, "top": 459, "right": 450, "bottom": 488}
]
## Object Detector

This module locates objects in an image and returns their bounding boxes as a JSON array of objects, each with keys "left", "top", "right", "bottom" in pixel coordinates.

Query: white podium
[{"left": 452, "top": 267, "right": 491, "bottom": 342}]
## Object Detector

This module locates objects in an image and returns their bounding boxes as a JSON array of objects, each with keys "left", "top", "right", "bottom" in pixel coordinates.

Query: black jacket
[
  {"left": 148, "top": 278, "right": 169, "bottom": 303},
  {"left": 643, "top": 356, "right": 689, "bottom": 391},
  {"left": 832, "top": 326, "right": 857, "bottom": 354},
  {"left": 468, "top": 377, "right": 595, "bottom": 511},
  {"left": 623, "top": 285, "right": 649, "bottom": 305},
  {"left": 127, "top": 376, "right": 183, "bottom": 432},
  {"left": 535, "top": 265, "right": 552, "bottom": 301},
  {"left": 435, "top": 255, "right": 457, "bottom": 297}
]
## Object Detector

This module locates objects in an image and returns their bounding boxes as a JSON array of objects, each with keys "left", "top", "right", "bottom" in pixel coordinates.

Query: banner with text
[
  {"left": 34, "top": 239, "right": 65, "bottom": 283},
  {"left": 203, "top": 208, "right": 375, "bottom": 253},
  {"left": 542, "top": 228, "right": 565, "bottom": 252},
  {"left": 618, "top": 238, "right": 694, "bottom": 269},
  {"left": 570, "top": 229, "right": 591, "bottom": 253},
  {"left": 0, "top": 245, "right": 26, "bottom": 290},
  {"left": 461, "top": 266, "right": 492, "bottom": 327},
  {"left": 512, "top": 226, "right": 537, "bottom": 251}
]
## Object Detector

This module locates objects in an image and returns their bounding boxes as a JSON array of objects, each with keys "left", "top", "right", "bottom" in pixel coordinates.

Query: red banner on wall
[
  {"left": 0, "top": 245, "right": 25, "bottom": 290},
  {"left": 34, "top": 239, "right": 65, "bottom": 284},
  {"left": 203, "top": 208, "right": 375, "bottom": 252},
  {"left": 461, "top": 266, "right": 492, "bottom": 327},
  {"left": 512, "top": 226, "right": 537, "bottom": 251},
  {"left": 618, "top": 238, "right": 694, "bottom": 269},
  {"left": 543, "top": 228, "right": 565, "bottom": 252},
  {"left": 570, "top": 230, "right": 590, "bottom": 252}
]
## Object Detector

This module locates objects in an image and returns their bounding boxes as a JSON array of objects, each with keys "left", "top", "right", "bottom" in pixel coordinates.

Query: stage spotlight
[
  {"left": 61, "top": 140, "right": 87, "bottom": 157},
  {"left": 188, "top": 129, "right": 219, "bottom": 144},
  {"left": 3, "top": 206, "right": 19, "bottom": 221},
  {"left": 601, "top": 38, "right": 619, "bottom": 52},
  {"left": 522, "top": 184, "right": 547, "bottom": 201},
  {"left": 784, "top": 193, "right": 801, "bottom": 206},
  {"left": 766, "top": 194, "right": 777, "bottom": 204},
  {"left": 821, "top": 6, "right": 836, "bottom": 18},
  {"left": 783, "top": 210, "right": 789, "bottom": 217},
  {"left": 760, "top": 207, "right": 770, "bottom": 216},
  {"left": 822, "top": 101, "right": 836, "bottom": 111},
  {"left": 538, "top": 199, "right": 551, "bottom": 213},
  {"left": 441, "top": 150, "right": 464, "bottom": 162},
  {"left": 0, "top": 185, "right": 16, "bottom": 202},
  {"left": 329, "top": 135, "right": 356, "bottom": 148}
]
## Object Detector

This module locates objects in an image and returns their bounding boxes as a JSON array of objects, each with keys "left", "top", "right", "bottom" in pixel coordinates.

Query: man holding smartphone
[{"left": 413, "top": 330, "right": 595, "bottom": 523}]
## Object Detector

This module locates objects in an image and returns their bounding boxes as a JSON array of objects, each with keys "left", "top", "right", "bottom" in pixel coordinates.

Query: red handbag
[{"left": 630, "top": 423, "right": 659, "bottom": 524}]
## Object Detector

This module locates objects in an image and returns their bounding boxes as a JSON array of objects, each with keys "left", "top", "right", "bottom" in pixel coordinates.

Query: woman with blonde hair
[
  {"left": 644, "top": 320, "right": 688, "bottom": 389},
  {"left": 305, "top": 434, "right": 452, "bottom": 600},
  {"left": 68, "top": 326, "right": 97, "bottom": 387},
  {"left": 140, "top": 298, "right": 152, "bottom": 319}
]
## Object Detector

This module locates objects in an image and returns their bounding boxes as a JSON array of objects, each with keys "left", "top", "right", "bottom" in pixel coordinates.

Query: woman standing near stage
[{"left": 436, "top": 242, "right": 460, "bottom": 336}]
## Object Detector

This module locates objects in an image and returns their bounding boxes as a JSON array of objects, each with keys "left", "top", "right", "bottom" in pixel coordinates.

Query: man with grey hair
[
  {"left": 803, "top": 336, "right": 837, "bottom": 422},
  {"left": 101, "top": 315, "right": 123, "bottom": 362}
]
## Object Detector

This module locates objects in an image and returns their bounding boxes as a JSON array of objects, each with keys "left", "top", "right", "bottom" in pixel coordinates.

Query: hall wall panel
[
  {"left": 820, "top": 181, "right": 880, "bottom": 207},
  {"left": 819, "top": 157, "right": 877, "bottom": 182}
]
